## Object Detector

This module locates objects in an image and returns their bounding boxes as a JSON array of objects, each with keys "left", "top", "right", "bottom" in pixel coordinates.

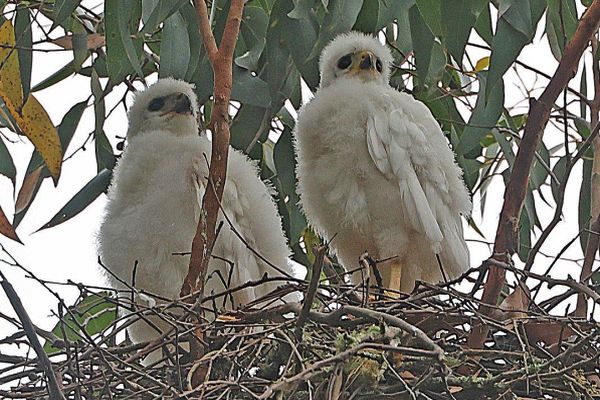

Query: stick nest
[{"left": 1, "top": 262, "right": 600, "bottom": 400}]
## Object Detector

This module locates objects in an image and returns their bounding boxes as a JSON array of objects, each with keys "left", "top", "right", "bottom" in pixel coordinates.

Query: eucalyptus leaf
[{"left": 38, "top": 169, "right": 112, "bottom": 231}]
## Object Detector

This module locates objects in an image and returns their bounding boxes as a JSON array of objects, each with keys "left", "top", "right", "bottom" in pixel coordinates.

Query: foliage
[{"left": 0, "top": 0, "right": 594, "bottom": 269}]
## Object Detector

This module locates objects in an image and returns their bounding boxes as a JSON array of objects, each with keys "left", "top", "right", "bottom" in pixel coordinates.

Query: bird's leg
[{"left": 378, "top": 255, "right": 402, "bottom": 298}]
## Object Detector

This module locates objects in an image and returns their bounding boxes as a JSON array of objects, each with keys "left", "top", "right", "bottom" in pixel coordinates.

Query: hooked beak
[
  {"left": 160, "top": 93, "right": 192, "bottom": 116},
  {"left": 349, "top": 50, "right": 377, "bottom": 73}
]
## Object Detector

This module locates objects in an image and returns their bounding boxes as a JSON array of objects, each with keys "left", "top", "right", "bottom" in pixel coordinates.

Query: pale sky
[{"left": 0, "top": 5, "right": 595, "bottom": 345}]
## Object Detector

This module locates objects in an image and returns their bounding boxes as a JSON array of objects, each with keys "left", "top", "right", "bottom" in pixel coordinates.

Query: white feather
[
  {"left": 98, "top": 79, "right": 293, "bottom": 363},
  {"left": 295, "top": 32, "right": 471, "bottom": 292}
]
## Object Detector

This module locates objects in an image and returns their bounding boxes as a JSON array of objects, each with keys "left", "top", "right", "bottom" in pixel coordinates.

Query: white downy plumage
[
  {"left": 295, "top": 32, "right": 472, "bottom": 292},
  {"left": 98, "top": 78, "right": 292, "bottom": 359}
]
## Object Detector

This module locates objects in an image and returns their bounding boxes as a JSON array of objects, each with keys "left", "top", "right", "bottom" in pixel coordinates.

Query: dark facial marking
[
  {"left": 174, "top": 93, "right": 192, "bottom": 114},
  {"left": 359, "top": 54, "right": 373, "bottom": 70},
  {"left": 148, "top": 97, "right": 164, "bottom": 112},
  {"left": 337, "top": 54, "right": 352, "bottom": 70},
  {"left": 375, "top": 58, "right": 383, "bottom": 73}
]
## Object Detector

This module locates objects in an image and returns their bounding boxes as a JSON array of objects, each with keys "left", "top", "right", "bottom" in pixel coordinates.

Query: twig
[
  {"left": 469, "top": 0, "right": 600, "bottom": 350},
  {"left": 0, "top": 270, "right": 66, "bottom": 400},
  {"left": 296, "top": 245, "right": 327, "bottom": 334}
]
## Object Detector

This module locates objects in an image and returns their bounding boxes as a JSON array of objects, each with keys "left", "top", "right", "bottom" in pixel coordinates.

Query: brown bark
[
  {"left": 179, "top": 0, "right": 244, "bottom": 387},
  {"left": 180, "top": 0, "right": 243, "bottom": 299},
  {"left": 468, "top": 0, "right": 600, "bottom": 349},
  {"left": 575, "top": 35, "right": 600, "bottom": 318}
]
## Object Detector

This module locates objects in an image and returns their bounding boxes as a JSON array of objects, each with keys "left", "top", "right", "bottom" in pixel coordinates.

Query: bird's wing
[{"left": 366, "top": 103, "right": 449, "bottom": 253}]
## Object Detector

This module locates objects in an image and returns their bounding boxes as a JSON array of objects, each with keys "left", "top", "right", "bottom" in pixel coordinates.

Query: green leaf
[
  {"left": 232, "top": 66, "right": 271, "bottom": 108},
  {"left": 550, "top": 155, "right": 567, "bottom": 203},
  {"left": 105, "top": 0, "right": 144, "bottom": 81},
  {"left": 15, "top": 6, "right": 32, "bottom": 101},
  {"left": 409, "top": 5, "right": 445, "bottom": 86},
  {"left": 486, "top": 0, "right": 546, "bottom": 99},
  {"left": 474, "top": 3, "right": 493, "bottom": 45},
  {"left": 415, "top": 0, "right": 442, "bottom": 36},
  {"left": 274, "top": 126, "right": 308, "bottom": 264},
  {"left": 32, "top": 61, "right": 77, "bottom": 92},
  {"left": 457, "top": 155, "right": 482, "bottom": 191},
  {"left": 236, "top": 6, "right": 269, "bottom": 71},
  {"left": 51, "top": 0, "right": 80, "bottom": 31},
  {"left": 456, "top": 73, "right": 504, "bottom": 155},
  {"left": 159, "top": 11, "right": 190, "bottom": 79},
  {"left": 545, "top": 0, "right": 578, "bottom": 60},
  {"left": 579, "top": 156, "right": 592, "bottom": 251},
  {"left": 0, "top": 136, "right": 15, "bottom": 183},
  {"left": 353, "top": 0, "right": 379, "bottom": 32},
  {"left": 441, "top": 0, "right": 488, "bottom": 64},
  {"left": 230, "top": 105, "right": 270, "bottom": 154},
  {"left": 43, "top": 292, "right": 117, "bottom": 355},
  {"left": 91, "top": 70, "right": 115, "bottom": 172},
  {"left": 517, "top": 206, "right": 532, "bottom": 262},
  {"left": 530, "top": 142, "right": 550, "bottom": 190},
  {"left": 38, "top": 169, "right": 112, "bottom": 231},
  {"left": 70, "top": 30, "right": 89, "bottom": 72},
  {"left": 140, "top": 0, "right": 188, "bottom": 34},
  {"left": 288, "top": 0, "right": 316, "bottom": 19}
]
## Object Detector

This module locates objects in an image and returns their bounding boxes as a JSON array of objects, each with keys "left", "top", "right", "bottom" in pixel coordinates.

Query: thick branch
[
  {"left": 179, "top": 0, "right": 244, "bottom": 386},
  {"left": 469, "top": 0, "right": 600, "bottom": 349},
  {"left": 193, "top": 0, "right": 218, "bottom": 64},
  {"left": 577, "top": 35, "right": 600, "bottom": 318},
  {"left": 181, "top": 0, "right": 244, "bottom": 299}
]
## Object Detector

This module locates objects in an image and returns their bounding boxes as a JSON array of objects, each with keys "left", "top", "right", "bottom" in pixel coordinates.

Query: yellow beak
[{"left": 349, "top": 50, "right": 377, "bottom": 73}]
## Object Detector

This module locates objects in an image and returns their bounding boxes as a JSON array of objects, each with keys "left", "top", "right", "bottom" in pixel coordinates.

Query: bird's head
[
  {"left": 126, "top": 78, "right": 199, "bottom": 138},
  {"left": 319, "top": 31, "right": 393, "bottom": 89}
]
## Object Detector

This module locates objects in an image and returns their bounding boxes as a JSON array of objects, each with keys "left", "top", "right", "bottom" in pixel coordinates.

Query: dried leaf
[
  {"left": 15, "top": 165, "right": 43, "bottom": 214},
  {"left": 0, "top": 206, "right": 21, "bottom": 243},
  {"left": 51, "top": 33, "right": 105, "bottom": 50},
  {"left": 449, "top": 386, "right": 463, "bottom": 394},
  {"left": 0, "top": 21, "right": 62, "bottom": 183},
  {"left": 0, "top": 21, "right": 23, "bottom": 108},
  {"left": 496, "top": 285, "right": 531, "bottom": 321},
  {"left": 524, "top": 321, "right": 578, "bottom": 355},
  {"left": 399, "top": 370, "right": 415, "bottom": 380},
  {"left": 7, "top": 95, "right": 62, "bottom": 183}
]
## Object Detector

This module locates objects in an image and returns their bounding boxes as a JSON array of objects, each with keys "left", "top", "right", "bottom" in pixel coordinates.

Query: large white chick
[
  {"left": 98, "top": 78, "right": 292, "bottom": 360},
  {"left": 294, "top": 32, "right": 471, "bottom": 293}
]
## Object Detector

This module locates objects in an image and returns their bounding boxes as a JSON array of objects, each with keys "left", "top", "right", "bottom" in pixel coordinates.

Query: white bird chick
[
  {"left": 98, "top": 78, "right": 292, "bottom": 359},
  {"left": 295, "top": 32, "right": 472, "bottom": 293}
]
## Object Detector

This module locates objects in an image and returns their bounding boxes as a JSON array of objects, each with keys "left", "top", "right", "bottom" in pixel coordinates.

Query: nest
[{"left": 1, "top": 257, "right": 600, "bottom": 400}]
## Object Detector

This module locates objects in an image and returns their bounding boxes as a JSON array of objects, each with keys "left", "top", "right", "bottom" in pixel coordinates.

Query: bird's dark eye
[
  {"left": 337, "top": 54, "right": 352, "bottom": 70},
  {"left": 147, "top": 97, "right": 164, "bottom": 112},
  {"left": 375, "top": 58, "right": 383, "bottom": 73}
]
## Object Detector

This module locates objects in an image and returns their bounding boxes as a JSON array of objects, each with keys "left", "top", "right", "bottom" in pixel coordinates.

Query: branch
[
  {"left": 0, "top": 271, "right": 66, "bottom": 400},
  {"left": 296, "top": 245, "right": 327, "bottom": 333},
  {"left": 180, "top": 0, "right": 244, "bottom": 388},
  {"left": 468, "top": 0, "right": 600, "bottom": 350},
  {"left": 181, "top": 0, "right": 244, "bottom": 299},
  {"left": 193, "top": 0, "right": 218, "bottom": 64},
  {"left": 577, "top": 34, "right": 600, "bottom": 318}
]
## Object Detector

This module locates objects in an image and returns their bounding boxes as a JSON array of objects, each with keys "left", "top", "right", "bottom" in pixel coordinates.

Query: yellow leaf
[
  {"left": 0, "top": 21, "right": 62, "bottom": 183},
  {"left": 20, "top": 96, "right": 62, "bottom": 180},
  {"left": 473, "top": 56, "right": 490, "bottom": 73},
  {"left": 0, "top": 20, "right": 23, "bottom": 108}
]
